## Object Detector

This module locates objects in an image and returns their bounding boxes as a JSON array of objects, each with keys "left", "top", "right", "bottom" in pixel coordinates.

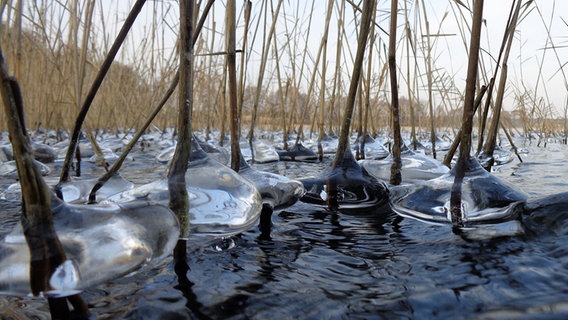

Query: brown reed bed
[{"left": 0, "top": 0, "right": 565, "bottom": 143}]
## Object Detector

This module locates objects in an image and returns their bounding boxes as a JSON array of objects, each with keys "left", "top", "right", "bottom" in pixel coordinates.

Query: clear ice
[
  {"left": 106, "top": 140, "right": 262, "bottom": 237},
  {"left": 0, "top": 197, "right": 179, "bottom": 297}
]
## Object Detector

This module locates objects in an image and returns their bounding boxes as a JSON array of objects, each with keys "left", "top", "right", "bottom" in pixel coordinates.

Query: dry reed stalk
[
  {"left": 443, "top": 84, "right": 488, "bottom": 168},
  {"left": 0, "top": 1, "right": 180, "bottom": 132},
  {"left": 419, "top": 0, "right": 437, "bottom": 158},
  {"left": 360, "top": 9, "right": 376, "bottom": 160},
  {"left": 500, "top": 122, "right": 523, "bottom": 163},
  {"left": 271, "top": 20, "right": 288, "bottom": 149},
  {"left": 388, "top": 0, "right": 402, "bottom": 185},
  {"left": 205, "top": 16, "right": 217, "bottom": 138},
  {"left": 293, "top": 5, "right": 332, "bottom": 146},
  {"left": 75, "top": 0, "right": 95, "bottom": 109},
  {"left": 482, "top": 0, "right": 522, "bottom": 171},
  {"left": 237, "top": 1, "right": 251, "bottom": 117},
  {"left": 534, "top": 1, "right": 568, "bottom": 140},
  {"left": 369, "top": 52, "right": 389, "bottom": 136},
  {"left": 216, "top": 62, "right": 228, "bottom": 142},
  {"left": 410, "top": 5, "right": 426, "bottom": 142},
  {"left": 450, "top": 0, "right": 484, "bottom": 227},
  {"left": 355, "top": 74, "right": 363, "bottom": 139},
  {"left": 88, "top": 0, "right": 214, "bottom": 203},
  {"left": 227, "top": 0, "right": 240, "bottom": 172},
  {"left": 169, "top": 0, "right": 194, "bottom": 255},
  {"left": 12, "top": 0, "right": 21, "bottom": 79},
  {"left": 403, "top": 1, "right": 417, "bottom": 149},
  {"left": 0, "top": 48, "right": 89, "bottom": 318},
  {"left": 328, "top": 0, "right": 346, "bottom": 136},
  {"left": 237, "top": 0, "right": 252, "bottom": 130},
  {"left": 316, "top": 0, "right": 334, "bottom": 160},
  {"left": 346, "top": 0, "right": 388, "bottom": 36},
  {"left": 246, "top": 0, "right": 283, "bottom": 161},
  {"left": 56, "top": 0, "right": 146, "bottom": 190},
  {"left": 469, "top": 0, "right": 515, "bottom": 154},
  {"left": 286, "top": 1, "right": 315, "bottom": 145},
  {"left": 332, "top": 0, "right": 374, "bottom": 168},
  {"left": 89, "top": 75, "right": 178, "bottom": 203}
]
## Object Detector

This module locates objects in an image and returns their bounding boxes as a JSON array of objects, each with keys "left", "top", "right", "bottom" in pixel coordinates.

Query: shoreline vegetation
[{"left": 0, "top": 1, "right": 565, "bottom": 141}]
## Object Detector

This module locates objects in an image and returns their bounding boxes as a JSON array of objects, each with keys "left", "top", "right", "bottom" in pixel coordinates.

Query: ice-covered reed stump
[
  {"left": 0, "top": 199, "right": 179, "bottom": 296},
  {"left": 392, "top": 157, "right": 527, "bottom": 239},
  {"left": 298, "top": 0, "right": 391, "bottom": 213},
  {"left": 106, "top": 140, "right": 262, "bottom": 237}
]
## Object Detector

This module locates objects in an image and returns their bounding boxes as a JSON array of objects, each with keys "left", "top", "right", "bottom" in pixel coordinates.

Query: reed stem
[
  {"left": 0, "top": 48, "right": 89, "bottom": 318},
  {"left": 227, "top": 0, "right": 240, "bottom": 172},
  {"left": 450, "top": 0, "right": 484, "bottom": 227},
  {"left": 247, "top": 0, "right": 283, "bottom": 161},
  {"left": 482, "top": 1, "right": 522, "bottom": 171},
  {"left": 56, "top": 0, "right": 146, "bottom": 190},
  {"left": 317, "top": 0, "right": 335, "bottom": 160},
  {"left": 169, "top": 0, "right": 194, "bottom": 252},
  {"left": 332, "top": 0, "right": 374, "bottom": 168},
  {"left": 389, "top": 0, "right": 402, "bottom": 185},
  {"left": 237, "top": 1, "right": 252, "bottom": 127},
  {"left": 87, "top": 0, "right": 214, "bottom": 203},
  {"left": 420, "top": 0, "right": 437, "bottom": 159}
]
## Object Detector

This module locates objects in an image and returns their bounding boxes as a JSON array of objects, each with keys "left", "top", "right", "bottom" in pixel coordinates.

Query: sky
[
  {"left": 32, "top": 0, "right": 568, "bottom": 117},
  {"left": 425, "top": 1, "right": 568, "bottom": 116}
]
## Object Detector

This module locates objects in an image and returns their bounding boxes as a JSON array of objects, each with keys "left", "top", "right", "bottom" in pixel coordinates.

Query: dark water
[{"left": 2, "top": 141, "right": 568, "bottom": 319}]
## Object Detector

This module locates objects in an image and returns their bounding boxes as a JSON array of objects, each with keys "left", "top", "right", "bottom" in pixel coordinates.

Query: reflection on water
[{"left": 2, "top": 138, "right": 568, "bottom": 318}]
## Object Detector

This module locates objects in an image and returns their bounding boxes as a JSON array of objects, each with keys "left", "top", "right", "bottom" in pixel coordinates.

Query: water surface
[{"left": 2, "top": 139, "right": 568, "bottom": 319}]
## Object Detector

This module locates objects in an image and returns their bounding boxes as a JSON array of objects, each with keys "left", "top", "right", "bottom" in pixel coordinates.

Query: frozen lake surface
[{"left": 1, "top": 133, "right": 568, "bottom": 319}]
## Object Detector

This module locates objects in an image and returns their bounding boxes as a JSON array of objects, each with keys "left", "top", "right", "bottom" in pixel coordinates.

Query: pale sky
[
  {"left": 89, "top": 1, "right": 568, "bottom": 116},
  {"left": 425, "top": 1, "right": 568, "bottom": 115}
]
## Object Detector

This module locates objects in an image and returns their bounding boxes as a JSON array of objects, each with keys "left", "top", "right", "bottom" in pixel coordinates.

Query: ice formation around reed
[
  {"left": 238, "top": 154, "right": 305, "bottom": 210},
  {"left": 299, "top": 145, "right": 390, "bottom": 213},
  {"left": 106, "top": 138, "right": 262, "bottom": 236},
  {"left": 391, "top": 156, "right": 528, "bottom": 238},
  {"left": 0, "top": 197, "right": 179, "bottom": 297}
]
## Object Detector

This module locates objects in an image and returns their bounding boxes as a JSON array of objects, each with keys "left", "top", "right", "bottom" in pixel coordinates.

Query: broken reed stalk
[
  {"left": 87, "top": 74, "right": 179, "bottom": 203},
  {"left": 86, "top": 0, "right": 214, "bottom": 203},
  {"left": 0, "top": 50, "right": 89, "bottom": 318},
  {"left": 482, "top": 0, "right": 522, "bottom": 171},
  {"left": 450, "top": 0, "right": 484, "bottom": 228},
  {"left": 227, "top": 0, "right": 240, "bottom": 172},
  {"left": 169, "top": 0, "right": 194, "bottom": 258},
  {"left": 388, "top": 0, "right": 402, "bottom": 185},
  {"left": 332, "top": 0, "right": 374, "bottom": 167},
  {"left": 83, "top": 126, "right": 109, "bottom": 171},
  {"left": 500, "top": 122, "right": 523, "bottom": 163},
  {"left": 56, "top": 0, "right": 146, "bottom": 191}
]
